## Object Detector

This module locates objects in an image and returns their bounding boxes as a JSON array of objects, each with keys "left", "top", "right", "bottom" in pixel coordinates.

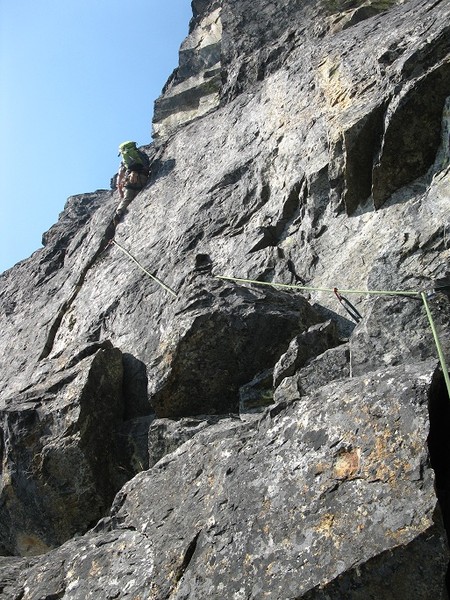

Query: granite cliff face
[{"left": 1, "top": 0, "right": 450, "bottom": 598}]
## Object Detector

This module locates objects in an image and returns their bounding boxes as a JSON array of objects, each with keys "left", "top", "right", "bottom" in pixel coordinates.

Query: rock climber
[{"left": 115, "top": 141, "right": 150, "bottom": 221}]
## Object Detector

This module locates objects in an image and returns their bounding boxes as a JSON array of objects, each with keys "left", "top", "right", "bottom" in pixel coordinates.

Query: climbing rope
[
  {"left": 216, "top": 274, "right": 450, "bottom": 400},
  {"left": 111, "top": 239, "right": 178, "bottom": 297},
  {"left": 216, "top": 275, "right": 420, "bottom": 297},
  {"left": 421, "top": 291, "right": 450, "bottom": 399},
  {"left": 102, "top": 237, "right": 450, "bottom": 396}
]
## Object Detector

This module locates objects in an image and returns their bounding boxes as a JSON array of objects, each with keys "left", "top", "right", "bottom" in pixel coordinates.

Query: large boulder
[
  {"left": 149, "top": 277, "right": 323, "bottom": 417},
  {"left": 0, "top": 361, "right": 447, "bottom": 599},
  {"left": 0, "top": 343, "right": 127, "bottom": 556}
]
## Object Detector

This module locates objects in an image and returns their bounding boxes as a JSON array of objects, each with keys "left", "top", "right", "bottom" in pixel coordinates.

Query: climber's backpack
[{"left": 121, "top": 144, "right": 150, "bottom": 174}]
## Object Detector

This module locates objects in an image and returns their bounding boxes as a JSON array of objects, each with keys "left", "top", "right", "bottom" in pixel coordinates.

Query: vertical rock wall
[{"left": 0, "top": 0, "right": 450, "bottom": 597}]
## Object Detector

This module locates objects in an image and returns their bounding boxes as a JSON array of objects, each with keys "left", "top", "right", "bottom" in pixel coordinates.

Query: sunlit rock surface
[{"left": 0, "top": 0, "right": 450, "bottom": 597}]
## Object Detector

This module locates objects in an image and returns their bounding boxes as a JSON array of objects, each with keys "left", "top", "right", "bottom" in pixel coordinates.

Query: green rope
[
  {"left": 216, "top": 275, "right": 420, "bottom": 297},
  {"left": 112, "top": 240, "right": 178, "bottom": 297},
  {"left": 421, "top": 292, "right": 450, "bottom": 400},
  {"left": 216, "top": 274, "right": 450, "bottom": 400}
]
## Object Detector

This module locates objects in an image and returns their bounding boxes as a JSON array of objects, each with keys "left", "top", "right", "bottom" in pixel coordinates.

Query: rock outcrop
[
  {"left": 0, "top": 342, "right": 128, "bottom": 556},
  {"left": 0, "top": 0, "right": 450, "bottom": 598},
  {"left": 153, "top": 1, "right": 222, "bottom": 139}
]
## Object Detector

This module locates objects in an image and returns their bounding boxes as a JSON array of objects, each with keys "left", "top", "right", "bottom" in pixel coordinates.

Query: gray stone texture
[
  {"left": 0, "top": 0, "right": 450, "bottom": 597},
  {"left": 1, "top": 363, "right": 448, "bottom": 599}
]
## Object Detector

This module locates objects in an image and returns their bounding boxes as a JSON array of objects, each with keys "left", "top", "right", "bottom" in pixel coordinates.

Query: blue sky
[{"left": 0, "top": 0, "right": 193, "bottom": 273}]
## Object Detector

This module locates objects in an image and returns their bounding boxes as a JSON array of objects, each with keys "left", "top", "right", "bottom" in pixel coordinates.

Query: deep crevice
[
  {"left": 173, "top": 530, "right": 201, "bottom": 586},
  {"left": 427, "top": 369, "right": 450, "bottom": 593},
  {"left": 343, "top": 103, "right": 386, "bottom": 215}
]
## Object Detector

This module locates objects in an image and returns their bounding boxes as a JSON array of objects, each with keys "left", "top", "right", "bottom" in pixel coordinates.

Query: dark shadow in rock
[
  {"left": 118, "top": 355, "right": 154, "bottom": 478},
  {"left": 344, "top": 104, "right": 385, "bottom": 215},
  {"left": 122, "top": 353, "right": 151, "bottom": 419},
  {"left": 151, "top": 280, "right": 322, "bottom": 418},
  {"left": 435, "top": 274, "right": 450, "bottom": 300},
  {"left": 239, "top": 369, "right": 274, "bottom": 418},
  {"left": 119, "top": 415, "right": 155, "bottom": 474},
  {"left": 311, "top": 303, "right": 358, "bottom": 338},
  {"left": 427, "top": 368, "right": 450, "bottom": 594},
  {"left": 194, "top": 253, "right": 213, "bottom": 272},
  {"left": 373, "top": 62, "right": 450, "bottom": 209},
  {"left": 147, "top": 415, "right": 230, "bottom": 468}
]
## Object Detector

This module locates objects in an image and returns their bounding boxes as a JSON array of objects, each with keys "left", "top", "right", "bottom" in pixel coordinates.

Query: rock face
[
  {"left": 2, "top": 362, "right": 448, "bottom": 600},
  {"left": 150, "top": 277, "right": 322, "bottom": 417},
  {"left": 0, "top": 343, "right": 128, "bottom": 557},
  {"left": 153, "top": 1, "right": 222, "bottom": 139},
  {"left": 1, "top": 0, "right": 450, "bottom": 598}
]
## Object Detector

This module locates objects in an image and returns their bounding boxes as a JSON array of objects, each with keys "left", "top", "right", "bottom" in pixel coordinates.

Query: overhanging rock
[{"left": 149, "top": 277, "right": 323, "bottom": 417}]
